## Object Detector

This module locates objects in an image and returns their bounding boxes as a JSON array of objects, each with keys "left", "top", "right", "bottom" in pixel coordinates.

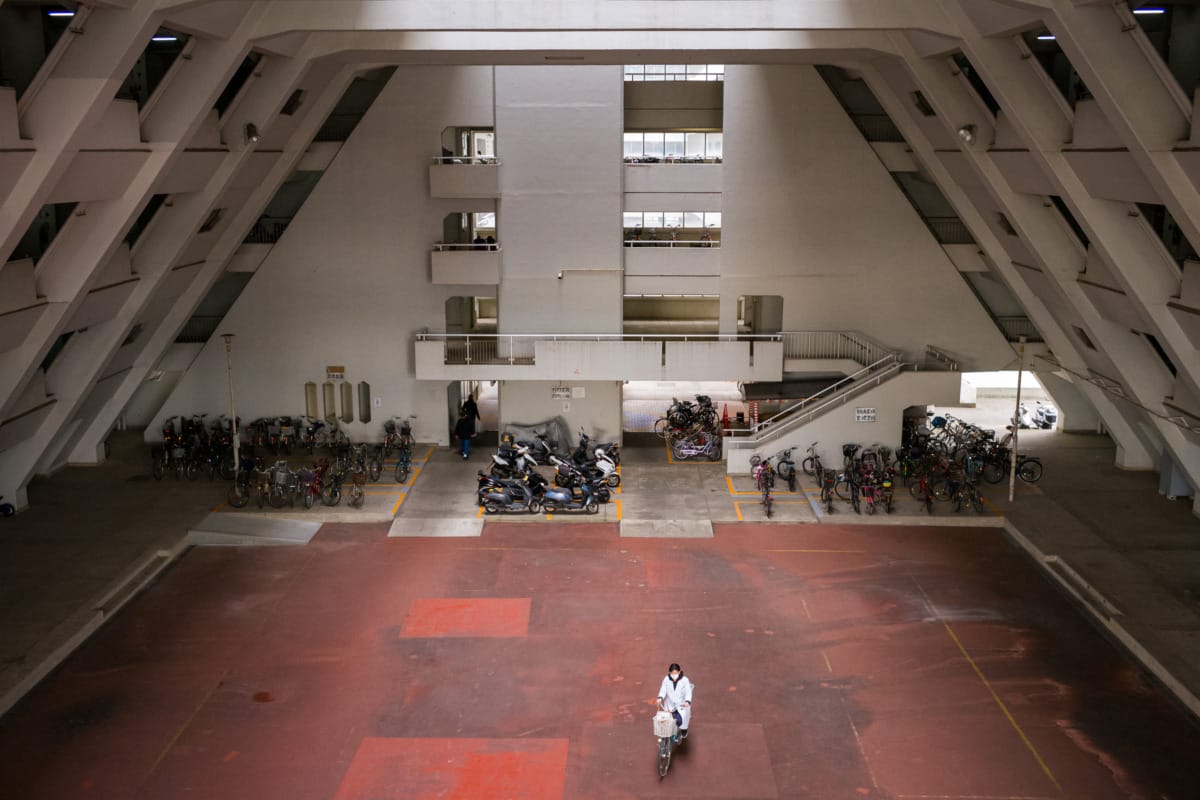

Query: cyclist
[{"left": 656, "top": 663, "right": 694, "bottom": 743}]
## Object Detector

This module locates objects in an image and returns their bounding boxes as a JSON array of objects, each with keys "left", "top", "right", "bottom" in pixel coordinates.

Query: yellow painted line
[
  {"left": 616, "top": 499, "right": 623, "bottom": 520},
  {"left": 389, "top": 493, "right": 407, "bottom": 516},
  {"left": 664, "top": 436, "right": 675, "bottom": 464},
  {"left": 913, "top": 579, "right": 1061, "bottom": 792},
  {"left": 615, "top": 465, "right": 622, "bottom": 494},
  {"left": 363, "top": 490, "right": 404, "bottom": 495},
  {"left": 210, "top": 500, "right": 228, "bottom": 512},
  {"left": 822, "top": 651, "right": 833, "bottom": 673},
  {"left": 477, "top": 506, "right": 484, "bottom": 519},
  {"left": 733, "top": 500, "right": 744, "bottom": 521},
  {"left": 725, "top": 475, "right": 759, "bottom": 496}
]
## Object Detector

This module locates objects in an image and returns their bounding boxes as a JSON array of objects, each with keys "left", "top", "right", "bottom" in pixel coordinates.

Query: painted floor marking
[
  {"left": 911, "top": 576, "right": 1061, "bottom": 793},
  {"left": 389, "top": 493, "right": 407, "bottom": 516},
  {"left": 616, "top": 499, "right": 622, "bottom": 520}
]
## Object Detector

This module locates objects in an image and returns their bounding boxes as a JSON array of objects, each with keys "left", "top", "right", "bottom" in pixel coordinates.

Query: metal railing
[
  {"left": 924, "top": 345, "right": 960, "bottom": 371},
  {"left": 433, "top": 242, "right": 501, "bottom": 252},
  {"left": 995, "top": 316, "right": 1044, "bottom": 343},
  {"left": 726, "top": 353, "right": 904, "bottom": 444},
  {"left": 778, "top": 331, "right": 896, "bottom": 367},
  {"left": 623, "top": 156, "right": 723, "bottom": 164},
  {"left": 623, "top": 238, "right": 719, "bottom": 248},
  {"left": 430, "top": 156, "right": 499, "bottom": 165},
  {"left": 416, "top": 331, "right": 781, "bottom": 366}
]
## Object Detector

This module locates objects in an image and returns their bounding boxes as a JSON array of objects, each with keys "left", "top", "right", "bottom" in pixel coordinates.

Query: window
[
  {"left": 624, "top": 131, "right": 722, "bottom": 162},
  {"left": 624, "top": 64, "right": 724, "bottom": 81},
  {"left": 473, "top": 212, "right": 496, "bottom": 230}
]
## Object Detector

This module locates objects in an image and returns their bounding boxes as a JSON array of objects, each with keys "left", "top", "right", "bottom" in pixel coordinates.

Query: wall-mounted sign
[
  {"left": 572, "top": 386, "right": 586, "bottom": 399},
  {"left": 551, "top": 386, "right": 571, "bottom": 399},
  {"left": 855, "top": 407, "right": 876, "bottom": 423},
  {"left": 326, "top": 366, "right": 345, "bottom": 382}
]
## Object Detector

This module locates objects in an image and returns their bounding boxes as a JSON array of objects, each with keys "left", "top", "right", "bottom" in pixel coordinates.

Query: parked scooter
[
  {"left": 1012, "top": 402, "right": 1035, "bottom": 430},
  {"left": 541, "top": 477, "right": 600, "bottom": 514},
  {"left": 478, "top": 471, "right": 544, "bottom": 514},
  {"left": 547, "top": 455, "right": 613, "bottom": 502},
  {"left": 563, "top": 441, "right": 620, "bottom": 487},
  {"left": 1033, "top": 400, "right": 1058, "bottom": 430},
  {"left": 490, "top": 443, "right": 537, "bottom": 478},
  {"left": 576, "top": 430, "right": 621, "bottom": 467}
]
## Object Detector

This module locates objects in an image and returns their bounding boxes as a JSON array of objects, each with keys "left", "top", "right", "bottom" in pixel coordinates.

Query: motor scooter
[
  {"left": 477, "top": 470, "right": 546, "bottom": 513},
  {"left": 490, "top": 443, "right": 536, "bottom": 478},
  {"left": 1012, "top": 402, "right": 1035, "bottom": 429},
  {"left": 1033, "top": 400, "right": 1058, "bottom": 430},
  {"left": 541, "top": 477, "right": 600, "bottom": 514}
]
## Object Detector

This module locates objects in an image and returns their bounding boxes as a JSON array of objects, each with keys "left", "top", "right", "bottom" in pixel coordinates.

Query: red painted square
[
  {"left": 400, "top": 597, "right": 531, "bottom": 638},
  {"left": 334, "top": 737, "right": 568, "bottom": 800}
]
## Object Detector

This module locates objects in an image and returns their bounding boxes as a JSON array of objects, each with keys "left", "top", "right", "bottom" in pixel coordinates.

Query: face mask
[{"left": 669, "top": 674, "right": 680, "bottom": 681}]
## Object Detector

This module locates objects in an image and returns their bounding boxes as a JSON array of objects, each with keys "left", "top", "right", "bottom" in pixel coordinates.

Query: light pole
[
  {"left": 1009, "top": 336, "right": 1026, "bottom": 503},
  {"left": 221, "top": 333, "right": 239, "bottom": 473}
]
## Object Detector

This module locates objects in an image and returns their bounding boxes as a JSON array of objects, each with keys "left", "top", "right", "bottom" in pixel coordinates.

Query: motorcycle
[
  {"left": 477, "top": 470, "right": 545, "bottom": 513},
  {"left": 547, "top": 456, "right": 612, "bottom": 503},
  {"left": 1033, "top": 400, "right": 1058, "bottom": 430},
  {"left": 1012, "top": 402, "right": 1035, "bottom": 430},
  {"left": 576, "top": 430, "right": 621, "bottom": 467}
]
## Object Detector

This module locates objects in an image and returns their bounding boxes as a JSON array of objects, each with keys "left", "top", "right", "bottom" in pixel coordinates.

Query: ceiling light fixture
[
  {"left": 957, "top": 124, "right": 977, "bottom": 145},
  {"left": 1036, "top": 34, "right": 1056, "bottom": 41},
  {"left": 47, "top": 10, "right": 75, "bottom": 17},
  {"left": 243, "top": 123, "right": 260, "bottom": 144},
  {"left": 151, "top": 35, "right": 177, "bottom": 43},
  {"left": 1133, "top": 7, "right": 1166, "bottom": 14}
]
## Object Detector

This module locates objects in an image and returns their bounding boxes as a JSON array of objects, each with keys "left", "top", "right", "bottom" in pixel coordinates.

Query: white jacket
[{"left": 658, "top": 674, "right": 694, "bottom": 728}]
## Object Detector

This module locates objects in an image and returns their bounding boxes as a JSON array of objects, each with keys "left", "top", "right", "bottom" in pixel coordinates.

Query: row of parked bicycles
[
  {"left": 477, "top": 429, "right": 622, "bottom": 514},
  {"left": 655, "top": 395, "right": 723, "bottom": 461},
  {"left": 748, "top": 416, "right": 1043, "bottom": 518},
  {"left": 152, "top": 414, "right": 420, "bottom": 487}
]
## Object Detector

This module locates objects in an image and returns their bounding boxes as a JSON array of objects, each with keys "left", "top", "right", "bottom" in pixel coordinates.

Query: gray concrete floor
[{"left": 2, "top": 424, "right": 1199, "bottom": 723}]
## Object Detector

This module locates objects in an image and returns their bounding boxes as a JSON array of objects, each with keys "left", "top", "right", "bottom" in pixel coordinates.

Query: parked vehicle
[
  {"left": 490, "top": 443, "right": 537, "bottom": 478},
  {"left": 478, "top": 471, "right": 545, "bottom": 514},
  {"left": 541, "top": 478, "right": 600, "bottom": 514},
  {"left": 1033, "top": 400, "right": 1058, "bottom": 430}
]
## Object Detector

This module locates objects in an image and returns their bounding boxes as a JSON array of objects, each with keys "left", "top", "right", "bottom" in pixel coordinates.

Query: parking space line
[
  {"left": 725, "top": 476, "right": 759, "bottom": 496},
  {"left": 390, "top": 493, "right": 407, "bottom": 516},
  {"left": 616, "top": 499, "right": 622, "bottom": 520}
]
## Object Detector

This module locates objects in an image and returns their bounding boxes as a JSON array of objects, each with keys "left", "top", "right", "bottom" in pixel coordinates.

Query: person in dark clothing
[
  {"left": 462, "top": 395, "right": 481, "bottom": 428},
  {"left": 454, "top": 413, "right": 474, "bottom": 459}
]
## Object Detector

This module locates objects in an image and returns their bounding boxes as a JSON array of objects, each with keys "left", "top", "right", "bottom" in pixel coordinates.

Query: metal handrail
[
  {"left": 777, "top": 330, "right": 896, "bottom": 367},
  {"left": 925, "top": 345, "right": 960, "bottom": 371},
  {"left": 727, "top": 353, "right": 901, "bottom": 443},
  {"left": 433, "top": 243, "right": 500, "bottom": 251},
  {"left": 623, "top": 238, "right": 719, "bottom": 248},
  {"left": 430, "top": 156, "right": 499, "bottom": 165},
  {"left": 417, "top": 332, "right": 781, "bottom": 342}
]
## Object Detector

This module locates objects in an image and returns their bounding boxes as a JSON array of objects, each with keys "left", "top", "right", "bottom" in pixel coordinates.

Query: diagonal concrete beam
[
  {"left": 60, "top": 61, "right": 362, "bottom": 471},
  {"left": 0, "top": 0, "right": 163, "bottom": 264},
  {"left": 881, "top": 37, "right": 1176, "bottom": 471},
  {"left": 1042, "top": 0, "right": 1200, "bottom": 252},
  {"left": 858, "top": 59, "right": 1153, "bottom": 463}
]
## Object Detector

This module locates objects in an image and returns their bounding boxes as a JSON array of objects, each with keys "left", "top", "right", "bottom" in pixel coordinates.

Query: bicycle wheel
[
  {"left": 824, "top": 490, "right": 834, "bottom": 514},
  {"left": 653, "top": 418, "right": 671, "bottom": 439},
  {"left": 368, "top": 457, "right": 382, "bottom": 483},
  {"left": 268, "top": 485, "right": 288, "bottom": 508},
  {"left": 971, "top": 489, "right": 985, "bottom": 513},
  {"left": 394, "top": 464, "right": 410, "bottom": 484},
  {"left": 303, "top": 488, "right": 315, "bottom": 509},
  {"left": 851, "top": 490, "right": 860, "bottom": 515},
  {"left": 658, "top": 738, "right": 671, "bottom": 778},
  {"left": 185, "top": 461, "right": 203, "bottom": 481},
  {"left": 801, "top": 456, "right": 817, "bottom": 476},
  {"left": 1017, "top": 459, "right": 1043, "bottom": 483},
  {"left": 834, "top": 477, "right": 851, "bottom": 500},
  {"left": 785, "top": 470, "right": 796, "bottom": 493},
  {"left": 763, "top": 491, "right": 772, "bottom": 519},
  {"left": 349, "top": 484, "right": 364, "bottom": 508},
  {"left": 321, "top": 485, "right": 341, "bottom": 506},
  {"left": 909, "top": 481, "right": 926, "bottom": 500},
  {"left": 227, "top": 484, "right": 250, "bottom": 508},
  {"left": 982, "top": 461, "right": 1006, "bottom": 484},
  {"left": 924, "top": 493, "right": 933, "bottom": 514},
  {"left": 865, "top": 495, "right": 876, "bottom": 515},
  {"left": 219, "top": 457, "right": 236, "bottom": 481},
  {"left": 152, "top": 454, "right": 164, "bottom": 481}
]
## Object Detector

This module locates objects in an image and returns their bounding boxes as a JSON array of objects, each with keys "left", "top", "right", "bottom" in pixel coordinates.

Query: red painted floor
[{"left": 1, "top": 521, "right": 1197, "bottom": 799}]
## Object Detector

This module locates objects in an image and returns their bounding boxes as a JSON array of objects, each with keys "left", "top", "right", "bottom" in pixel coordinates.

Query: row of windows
[
  {"left": 622, "top": 212, "right": 722, "bottom": 229},
  {"left": 623, "top": 132, "right": 723, "bottom": 161},
  {"left": 624, "top": 64, "right": 725, "bottom": 81}
]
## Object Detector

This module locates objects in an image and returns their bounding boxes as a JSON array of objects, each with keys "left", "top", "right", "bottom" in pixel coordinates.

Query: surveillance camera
[{"left": 557, "top": 272, "right": 563, "bottom": 280}]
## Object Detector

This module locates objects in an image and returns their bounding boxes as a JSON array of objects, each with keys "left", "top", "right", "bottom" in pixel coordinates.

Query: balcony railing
[
  {"left": 430, "top": 156, "right": 499, "bottom": 165},
  {"left": 778, "top": 331, "right": 896, "bottom": 367},
  {"left": 434, "top": 242, "right": 500, "bottom": 252},
  {"left": 623, "top": 236, "right": 719, "bottom": 248},
  {"left": 623, "top": 156, "right": 723, "bottom": 164},
  {"left": 416, "top": 331, "right": 780, "bottom": 366}
]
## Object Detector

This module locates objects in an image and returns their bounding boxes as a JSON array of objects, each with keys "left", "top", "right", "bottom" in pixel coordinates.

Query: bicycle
[
  {"left": 394, "top": 436, "right": 414, "bottom": 483},
  {"left": 800, "top": 442, "right": 824, "bottom": 485},
  {"left": 820, "top": 468, "right": 836, "bottom": 514},
  {"left": 775, "top": 447, "right": 797, "bottom": 492},
  {"left": 750, "top": 454, "right": 774, "bottom": 519}
]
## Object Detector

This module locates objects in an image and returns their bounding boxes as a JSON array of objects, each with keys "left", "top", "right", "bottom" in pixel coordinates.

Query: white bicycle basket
[{"left": 653, "top": 711, "right": 677, "bottom": 738}]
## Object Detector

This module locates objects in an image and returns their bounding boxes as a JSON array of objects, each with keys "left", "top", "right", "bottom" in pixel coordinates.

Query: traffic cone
[{"left": 721, "top": 403, "right": 730, "bottom": 429}]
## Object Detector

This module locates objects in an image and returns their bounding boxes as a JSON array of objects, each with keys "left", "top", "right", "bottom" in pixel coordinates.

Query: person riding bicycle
[{"left": 657, "top": 663, "right": 693, "bottom": 742}]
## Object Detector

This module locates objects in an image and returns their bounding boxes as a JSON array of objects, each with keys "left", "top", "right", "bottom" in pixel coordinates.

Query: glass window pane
[
  {"left": 664, "top": 133, "right": 685, "bottom": 157},
  {"left": 706, "top": 133, "right": 723, "bottom": 159},
  {"left": 624, "top": 65, "right": 642, "bottom": 76},
  {"left": 687, "top": 64, "right": 706, "bottom": 74},
  {"left": 684, "top": 212, "right": 704, "bottom": 228},
  {"left": 704, "top": 212, "right": 722, "bottom": 229},
  {"left": 708, "top": 64, "right": 724, "bottom": 75},
  {"left": 623, "top": 212, "right": 643, "bottom": 229},
  {"left": 474, "top": 212, "right": 495, "bottom": 229},
  {"left": 685, "top": 133, "right": 706, "bottom": 158},
  {"left": 644, "top": 212, "right": 664, "bottom": 228},
  {"left": 644, "top": 64, "right": 665, "bottom": 74},
  {"left": 663, "top": 212, "right": 683, "bottom": 228},
  {"left": 687, "top": 74, "right": 706, "bottom": 81},
  {"left": 665, "top": 65, "right": 685, "bottom": 78},
  {"left": 643, "top": 133, "right": 665, "bottom": 159},
  {"left": 623, "top": 132, "right": 643, "bottom": 158}
]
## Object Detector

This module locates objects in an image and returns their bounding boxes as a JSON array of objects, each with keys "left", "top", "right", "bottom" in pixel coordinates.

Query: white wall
[
  {"left": 496, "top": 66, "right": 623, "bottom": 334},
  {"left": 148, "top": 66, "right": 498, "bottom": 445},
  {"left": 719, "top": 65, "right": 1013, "bottom": 368},
  {"left": 499, "top": 380, "right": 622, "bottom": 444}
]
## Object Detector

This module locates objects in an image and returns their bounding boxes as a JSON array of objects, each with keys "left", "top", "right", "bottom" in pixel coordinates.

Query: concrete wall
[
  {"left": 499, "top": 380, "right": 622, "bottom": 444},
  {"left": 148, "top": 66, "right": 498, "bottom": 445},
  {"left": 719, "top": 65, "right": 1012, "bottom": 368}
]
